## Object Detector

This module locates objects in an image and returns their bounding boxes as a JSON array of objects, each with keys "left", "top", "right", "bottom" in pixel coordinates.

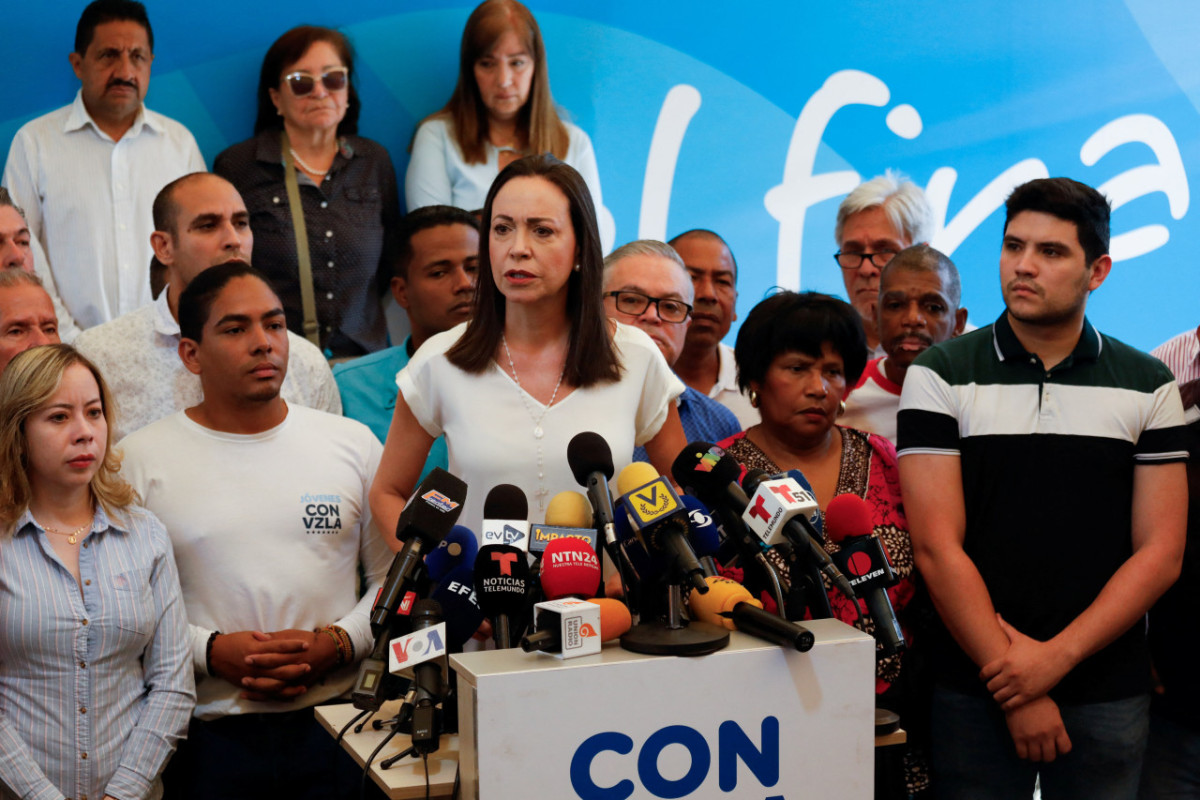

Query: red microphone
[
  {"left": 540, "top": 536, "right": 602, "bottom": 600},
  {"left": 825, "top": 494, "right": 905, "bottom": 655}
]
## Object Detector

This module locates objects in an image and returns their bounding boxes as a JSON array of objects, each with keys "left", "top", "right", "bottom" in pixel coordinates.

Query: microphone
[
  {"left": 540, "top": 536, "right": 602, "bottom": 600},
  {"left": 567, "top": 432, "right": 639, "bottom": 597},
  {"left": 825, "top": 493, "right": 906, "bottom": 656},
  {"left": 681, "top": 495, "right": 720, "bottom": 577},
  {"left": 354, "top": 468, "right": 465, "bottom": 711},
  {"left": 425, "top": 525, "right": 479, "bottom": 583},
  {"left": 688, "top": 576, "right": 814, "bottom": 652},
  {"left": 428, "top": 564, "right": 486, "bottom": 652},
  {"left": 741, "top": 470, "right": 858, "bottom": 604},
  {"left": 530, "top": 491, "right": 600, "bottom": 557},
  {"left": 473, "top": 543, "right": 532, "bottom": 649},
  {"left": 370, "top": 468, "right": 467, "bottom": 637},
  {"left": 481, "top": 484, "right": 531, "bottom": 552},
  {"left": 546, "top": 490, "right": 592, "bottom": 527},
  {"left": 520, "top": 598, "right": 633, "bottom": 655},
  {"left": 408, "top": 600, "right": 446, "bottom": 754},
  {"left": 616, "top": 462, "right": 709, "bottom": 594}
]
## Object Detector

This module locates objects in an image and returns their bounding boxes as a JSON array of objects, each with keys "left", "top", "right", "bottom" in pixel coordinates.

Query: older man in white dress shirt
[{"left": 2, "top": 0, "right": 205, "bottom": 331}]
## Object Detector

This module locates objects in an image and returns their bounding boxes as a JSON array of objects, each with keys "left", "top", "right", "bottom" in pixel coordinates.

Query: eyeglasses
[
  {"left": 833, "top": 251, "right": 898, "bottom": 270},
  {"left": 604, "top": 290, "right": 692, "bottom": 323},
  {"left": 284, "top": 66, "right": 349, "bottom": 96}
]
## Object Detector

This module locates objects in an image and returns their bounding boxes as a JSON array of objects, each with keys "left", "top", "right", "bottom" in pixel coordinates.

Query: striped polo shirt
[{"left": 898, "top": 313, "right": 1187, "bottom": 703}]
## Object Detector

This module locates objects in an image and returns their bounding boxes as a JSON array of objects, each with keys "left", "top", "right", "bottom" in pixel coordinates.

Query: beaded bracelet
[
  {"left": 205, "top": 630, "right": 221, "bottom": 677},
  {"left": 317, "top": 625, "right": 354, "bottom": 667}
]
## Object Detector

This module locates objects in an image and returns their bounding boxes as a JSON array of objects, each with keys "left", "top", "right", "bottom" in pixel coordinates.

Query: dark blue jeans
[
  {"left": 931, "top": 686, "right": 1149, "bottom": 800},
  {"left": 162, "top": 707, "right": 387, "bottom": 800},
  {"left": 1138, "top": 712, "right": 1200, "bottom": 799}
]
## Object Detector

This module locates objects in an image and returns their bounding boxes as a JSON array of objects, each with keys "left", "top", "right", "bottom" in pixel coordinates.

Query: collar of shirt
[
  {"left": 254, "top": 127, "right": 355, "bottom": 169},
  {"left": 153, "top": 283, "right": 181, "bottom": 338},
  {"left": 715, "top": 342, "right": 740, "bottom": 394},
  {"left": 992, "top": 311, "right": 1101, "bottom": 368},
  {"left": 63, "top": 88, "right": 162, "bottom": 140},
  {"left": 17, "top": 503, "right": 129, "bottom": 541}
]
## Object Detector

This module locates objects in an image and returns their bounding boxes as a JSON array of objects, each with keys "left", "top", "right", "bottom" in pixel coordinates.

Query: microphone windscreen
[
  {"left": 681, "top": 495, "right": 720, "bottom": 558},
  {"left": 473, "top": 544, "right": 532, "bottom": 617},
  {"left": 546, "top": 491, "right": 592, "bottom": 527},
  {"left": 425, "top": 525, "right": 478, "bottom": 583},
  {"left": 568, "top": 431, "right": 614, "bottom": 486},
  {"left": 688, "top": 575, "right": 762, "bottom": 631},
  {"left": 430, "top": 564, "right": 485, "bottom": 650},
  {"left": 540, "top": 537, "right": 601, "bottom": 600},
  {"left": 483, "top": 484, "right": 528, "bottom": 521},
  {"left": 742, "top": 468, "right": 772, "bottom": 494},
  {"left": 670, "top": 442, "right": 744, "bottom": 499},
  {"left": 825, "top": 493, "right": 874, "bottom": 544},
  {"left": 397, "top": 467, "right": 468, "bottom": 543},
  {"left": 616, "top": 461, "right": 660, "bottom": 496},
  {"left": 586, "top": 598, "right": 632, "bottom": 641}
]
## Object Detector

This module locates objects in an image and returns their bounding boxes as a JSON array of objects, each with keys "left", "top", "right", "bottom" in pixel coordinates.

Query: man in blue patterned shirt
[{"left": 602, "top": 239, "right": 741, "bottom": 462}]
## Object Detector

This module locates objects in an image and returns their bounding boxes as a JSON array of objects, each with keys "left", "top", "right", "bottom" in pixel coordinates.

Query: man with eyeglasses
[
  {"left": 3, "top": 0, "right": 205, "bottom": 333},
  {"left": 602, "top": 239, "right": 741, "bottom": 460},
  {"left": 669, "top": 229, "right": 758, "bottom": 428},
  {"left": 834, "top": 171, "right": 934, "bottom": 355}
]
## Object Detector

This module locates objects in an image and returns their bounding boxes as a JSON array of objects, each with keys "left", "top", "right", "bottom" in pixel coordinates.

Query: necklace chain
[
  {"left": 288, "top": 146, "right": 333, "bottom": 178},
  {"left": 36, "top": 516, "right": 93, "bottom": 546},
  {"left": 502, "top": 334, "right": 565, "bottom": 437}
]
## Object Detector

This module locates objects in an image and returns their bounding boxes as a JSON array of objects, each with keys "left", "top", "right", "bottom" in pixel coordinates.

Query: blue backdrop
[{"left": 5, "top": 0, "right": 1198, "bottom": 349}]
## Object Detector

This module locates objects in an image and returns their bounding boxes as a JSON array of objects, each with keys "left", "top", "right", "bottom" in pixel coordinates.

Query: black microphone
[
  {"left": 354, "top": 468, "right": 465, "bottom": 711},
  {"left": 826, "top": 494, "right": 906, "bottom": 656},
  {"left": 370, "top": 468, "right": 467, "bottom": 636},
  {"left": 567, "top": 432, "right": 640, "bottom": 598},
  {"left": 481, "top": 484, "right": 531, "bottom": 552},
  {"left": 473, "top": 543, "right": 532, "bottom": 649},
  {"left": 409, "top": 600, "right": 445, "bottom": 755}
]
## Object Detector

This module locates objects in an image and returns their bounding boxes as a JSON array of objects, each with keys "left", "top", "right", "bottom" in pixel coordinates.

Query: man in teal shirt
[{"left": 334, "top": 205, "right": 478, "bottom": 482}]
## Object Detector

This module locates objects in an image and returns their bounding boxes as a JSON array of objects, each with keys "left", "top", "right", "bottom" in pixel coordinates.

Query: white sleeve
[
  {"left": 405, "top": 120, "right": 454, "bottom": 212},
  {"left": 565, "top": 124, "right": 613, "bottom": 252},
  {"left": 626, "top": 328, "right": 685, "bottom": 446},
  {"left": 334, "top": 435, "right": 392, "bottom": 657}
]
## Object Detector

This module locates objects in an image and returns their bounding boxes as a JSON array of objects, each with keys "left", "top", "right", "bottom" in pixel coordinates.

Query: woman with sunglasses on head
[
  {"left": 371, "top": 154, "right": 685, "bottom": 540},
  {"left": 0, "top": 344, "right": 193, "bottom": 800},
  {"left": 406, "top": 0, "right": 611, "bottom": 248},
  {"left": 215, "top": 25, "right": 400, "bottom": 360}
]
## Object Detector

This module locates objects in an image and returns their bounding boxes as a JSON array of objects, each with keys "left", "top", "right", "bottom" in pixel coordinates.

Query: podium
[{"left": 451, "top": 618, "right": 875, "bottom": 799}]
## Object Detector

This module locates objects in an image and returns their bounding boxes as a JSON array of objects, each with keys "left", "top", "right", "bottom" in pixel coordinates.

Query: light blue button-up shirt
[{"left": 0, "top": 505, "right": 194, "bottom": 800}]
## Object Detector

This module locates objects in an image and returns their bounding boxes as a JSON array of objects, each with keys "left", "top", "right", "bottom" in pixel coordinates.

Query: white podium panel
[{"left": 451, "top": 618, "right": 875, "bottom": 800}]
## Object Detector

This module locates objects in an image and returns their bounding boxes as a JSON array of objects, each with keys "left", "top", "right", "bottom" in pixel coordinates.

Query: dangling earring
[
  {"left": 838, "top": 400, "right": 847, "bottom": 417},
  {"left": 748, "top": 389, "right": 759, "bottom": 408}
]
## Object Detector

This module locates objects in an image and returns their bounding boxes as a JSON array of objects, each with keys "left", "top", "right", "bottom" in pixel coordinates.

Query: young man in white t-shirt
[{"left": 120, "top": 262, "right": 391, "bottom": 799}]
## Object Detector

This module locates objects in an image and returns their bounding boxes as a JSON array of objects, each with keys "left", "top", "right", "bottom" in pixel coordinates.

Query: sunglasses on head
[{"left": 283, "top": 66, "right": 349, "bottom": 96}]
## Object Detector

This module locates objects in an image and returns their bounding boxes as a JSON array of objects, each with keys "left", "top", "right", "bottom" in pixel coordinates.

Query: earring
[
  {"left": 838, "top": 400, "right": 847, "bottom": 417},
  {"left": 748, "top": 389, "right": 759, "bottom": 408},
  {"left": 573, "top": 263, "right": 581, "bottom": 272}
]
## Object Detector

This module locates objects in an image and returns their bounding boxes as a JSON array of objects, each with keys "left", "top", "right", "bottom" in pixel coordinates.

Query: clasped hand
[
  {"left": 209, "top": 629, "right": 338, "bottom": 702},
  {"left": 980, "top": 614, "right": 1074, "bottom": 711}
]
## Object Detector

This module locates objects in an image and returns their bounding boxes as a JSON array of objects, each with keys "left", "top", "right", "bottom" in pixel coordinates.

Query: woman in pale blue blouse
[
  {"left": 406, "top": 0, "right": 612, "bottom": 247},
  {"left": 0, "top": 345, "right": 193, "bottom": 800}
]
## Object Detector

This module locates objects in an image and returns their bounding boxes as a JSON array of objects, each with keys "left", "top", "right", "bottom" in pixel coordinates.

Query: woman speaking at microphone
[
  {"left": 370, "top": 154, "right": 685, "bottom": 543},
  {"left": 0, "top": 345, "right": 193, "bottom": 800}
]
